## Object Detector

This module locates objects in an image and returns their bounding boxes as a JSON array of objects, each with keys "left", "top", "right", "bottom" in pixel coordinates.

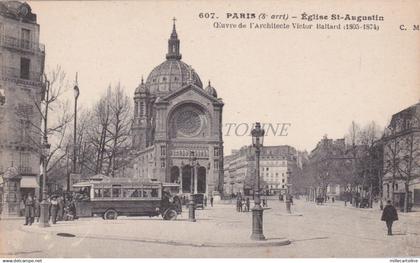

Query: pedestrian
[
  {"left": 236, "top": 194, "right": 241, "bottom": 212},
  {"left": 210, "top": 195, "right": 214, "bottom": 207},
  {"left": 58, "top": 196, "right": 65, "bottom": 221},
  {"left": 67, "top": 197, "right": 77, "bottom": 220},
  {"left": 246, "top": 197, "right": 250, "bottom": 212},
  {"left": 50, "top": 196, "right": 59, "bottom": 224},
  {"left": 34, "top": 198, "right": 40, "bottom": 223},
  {"left": 262, "top": 198, "right": 266, "bottom": 207},
  {"left": 204, "top": 195, "right": 207, "bottom": 207},
  {"left": 381, "top": 200, "right": 398, "bottom": 236},
  {"left": 24, "top": 194, "right": 35, "bottom": 226},
  {"left": 332, "top": 197, "right": 335, "bottom": 203}
]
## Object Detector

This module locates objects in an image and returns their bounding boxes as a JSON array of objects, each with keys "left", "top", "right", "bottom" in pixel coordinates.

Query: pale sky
[{"left": 29, "top": 0, "right": 420, "bottom": 154}]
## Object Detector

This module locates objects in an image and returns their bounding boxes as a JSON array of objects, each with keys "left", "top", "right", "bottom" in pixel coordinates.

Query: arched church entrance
[
  {"left": 182, "top": 165, "right": 192, "bottom": 193},
  {"left": 197, "top": 166, "right": 206, "bottom": 194},
  {"left": 170, "top": 166, "right": 180, "bottom": 183}
]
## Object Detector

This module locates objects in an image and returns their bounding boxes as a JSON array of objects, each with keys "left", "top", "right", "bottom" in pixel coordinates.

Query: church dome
[
  {"left": 146, "top": 60, "right": 202, "bottom": 94},
  {"left": 144, "top": 20, "right": 203, "bottom": 95},
  {"left": 205, "top": 81, "right": 217, "bottom": 98},
  {"left": 135, "top": 77, "right": 148, "bottom": 94}
]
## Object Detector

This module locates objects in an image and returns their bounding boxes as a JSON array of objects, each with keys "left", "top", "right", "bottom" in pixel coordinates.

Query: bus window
[
  {"left": 143, "top": 189, "right": 152, "bottom": 198},
  {"left": 122, "top": 188, "right": 134, "bottom": 198},
  {"left": 151, "top": 188, "right": 159, "bottom": 198},
  {"left": 94, "top": 188, "right": 103, "bottom": 198},
  {"left": 132, "top": 189, "right": 141, "bottom": 198},
  {"left": 112, "top": 187, "right": 121, "bottom": 198},
  {"left": 103, "top": 188, "right": 111, "bottom": 198}
]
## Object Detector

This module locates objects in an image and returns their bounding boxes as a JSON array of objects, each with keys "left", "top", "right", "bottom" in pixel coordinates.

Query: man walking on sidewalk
[{"left": 381, "top": 200, "right": 398, "bottom": 236}]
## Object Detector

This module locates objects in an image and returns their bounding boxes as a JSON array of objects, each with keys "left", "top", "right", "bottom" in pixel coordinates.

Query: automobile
[{"left": 73, "top": 179, "right": 182, "bottom": 220}]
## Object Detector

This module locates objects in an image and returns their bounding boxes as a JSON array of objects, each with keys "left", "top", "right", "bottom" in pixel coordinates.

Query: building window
[
  {"left": 134, "top": 102, "right": 138, "bottom": 117},
  {"left": 140, "top": 102, "right": 145, "bottom": 116},
  {"left": 161, "top": 160, "right": 166, "bottom": 168},
  {"left": 21, "top": 28, "right": 31, "bottom": 49},
  {"left": 161, "top": 145, "right": 166, "bottom": 156},
  {"left": 282, "top": 179, "right": 285, "bottom": 183},
  {"left": 20, "top": 57, "right": 30, "bottom": 79},
  {"left": 214, "top": 160, "right": 219, "bottom": 170},
  {"left": 19, "top": 119, "right": 31, "bottom": 143},
  {"left": 19, "top": 152, "right": 31, "bottom": 173},
  {"left": 214, "top": 147, "right": 219, "bottom": 157}
]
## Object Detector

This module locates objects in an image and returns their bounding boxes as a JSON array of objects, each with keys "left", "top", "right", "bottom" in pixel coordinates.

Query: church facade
[{"left": 130, "top": 22, "right": 224, "bottom": 197}]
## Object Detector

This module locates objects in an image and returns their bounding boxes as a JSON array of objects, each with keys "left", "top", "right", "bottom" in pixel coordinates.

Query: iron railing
[
  {"left": 1, "top": 66, "right": 42, "bottom": 82},
  {"left": 0, "top": 34, "right": 45, "bottom": 53}
]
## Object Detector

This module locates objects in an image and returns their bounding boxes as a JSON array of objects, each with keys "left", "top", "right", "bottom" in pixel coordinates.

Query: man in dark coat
[
  {"left": 58, "top": 196, "right": 65, "bottom": 221},
  {"left": 237, "top": 195, "right": 242, "bottom": 212},
  {"left": 381, "top": 200, "right": 398, "bottom": 235},
  {"left": 210, "top": 195, "right": 214, "bottom": 207},
  {"left": 24, "top": 195, "right": 35, "bottom": 225},
  {"left": 50, "top": 196, "right": 59, "bottom": 224}
]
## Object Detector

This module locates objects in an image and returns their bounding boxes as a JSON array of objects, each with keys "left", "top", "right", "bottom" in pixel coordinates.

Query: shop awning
[{"left": 21, "top": 176, "right": 39, "bottom": 188}]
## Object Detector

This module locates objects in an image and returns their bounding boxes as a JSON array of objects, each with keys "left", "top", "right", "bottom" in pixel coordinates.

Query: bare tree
[
  {"left": 383, "top": 127, "right": 404, "bottom": 204},
  {"left": 398, "top": 118, "right": 420, "bottom": 212},
  {"left": 105, "top": 83, "right": 132, "bottom": 176},
  {"left": 73, "top": 84, "right": 133, "bottom": 177},
  {"left": 14, "top": 66, "right": 72, "bottom": 181}
]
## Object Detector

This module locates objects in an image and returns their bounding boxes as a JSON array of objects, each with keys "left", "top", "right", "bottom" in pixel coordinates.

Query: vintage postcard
[{"left": 0, "top": 0, "right": 419, "bottom": 260}]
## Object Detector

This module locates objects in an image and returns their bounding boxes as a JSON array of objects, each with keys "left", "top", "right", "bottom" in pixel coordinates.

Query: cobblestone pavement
[{"left": 0, "top": 199, "right": 419, "bottom": 257}]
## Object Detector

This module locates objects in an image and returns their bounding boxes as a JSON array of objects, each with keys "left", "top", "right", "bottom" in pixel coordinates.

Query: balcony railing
[
  {"left": 1, "top": 66, "right": 42, "bottom": 83},
  {"left": 0, "top": 34, "right": 45, "bottom": 54}
]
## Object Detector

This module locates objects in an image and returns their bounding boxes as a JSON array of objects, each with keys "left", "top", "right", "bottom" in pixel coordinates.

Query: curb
[
  {"left": 20, "top": 225, "right": 291, "bottom": 248},
  {"left": 276, "top": 213, "right": 303, "bottom": 217},
  {"left": 0, "top": 216, "right": 23, "bottom": 221}
]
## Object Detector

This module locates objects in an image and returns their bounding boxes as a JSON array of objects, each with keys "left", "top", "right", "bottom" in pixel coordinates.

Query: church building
[{"left": 131, "top": 21, "right": 224, "bottom": 197}]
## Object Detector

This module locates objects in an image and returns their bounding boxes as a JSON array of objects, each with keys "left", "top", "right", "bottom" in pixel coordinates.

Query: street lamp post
[
  {"left": 250, "top": 122, "right": 265, "bottom": 240},
  {"left": 0, "top": 88, "right": 5, "bottom": 106},
  {"left": 285, "top": 169, "right": 292, "bottom": 214},
  {"left": 39, "top": 76, "right": 51, "bottom": 228},
  {"left": 70, "top": 74, "right": 80, "bottom": 191},
  {"left": 188, "top": 151, "right": 197, "bottom": 222}
]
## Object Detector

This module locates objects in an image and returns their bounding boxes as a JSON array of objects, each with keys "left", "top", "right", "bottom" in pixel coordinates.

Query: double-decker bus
[{"left": 72, "top": 179, "right": 182, "bottom": 220}]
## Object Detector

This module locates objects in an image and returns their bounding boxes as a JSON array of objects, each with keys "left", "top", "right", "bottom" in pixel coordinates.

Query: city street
[{"left": 1, "top": 199, "right": 419, "bottom": 257}]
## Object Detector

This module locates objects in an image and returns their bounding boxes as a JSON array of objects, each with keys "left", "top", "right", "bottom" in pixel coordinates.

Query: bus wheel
[
  {"left": 163, "top": 209, "right": 177, "bottom": 220},
  {"left": 104, "top": 209, "right": 118, "bottom": 220}
]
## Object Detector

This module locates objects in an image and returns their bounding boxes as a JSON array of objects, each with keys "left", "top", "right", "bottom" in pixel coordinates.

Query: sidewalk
[{"left": 20, "top": 205, "right": 290, "bottom": 248}]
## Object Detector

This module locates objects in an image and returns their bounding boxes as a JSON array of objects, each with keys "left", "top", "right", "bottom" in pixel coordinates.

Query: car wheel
[
  {"left": 163, "top": 209, "right": 177, "bottom": 220},
  {"left": 104, "top": 209, "right": 118, "bottom": 220}
]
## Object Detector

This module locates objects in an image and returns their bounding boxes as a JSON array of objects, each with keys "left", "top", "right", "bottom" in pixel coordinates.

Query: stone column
[
  {"left": 194, "top": 166, "right": 198, "bottom": 194},
  {"left": 178, "top": 166, "right": 183, "bottom": 194},
  {"left": 1, "top": 167, "right": 22, "bottom": 218}
]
